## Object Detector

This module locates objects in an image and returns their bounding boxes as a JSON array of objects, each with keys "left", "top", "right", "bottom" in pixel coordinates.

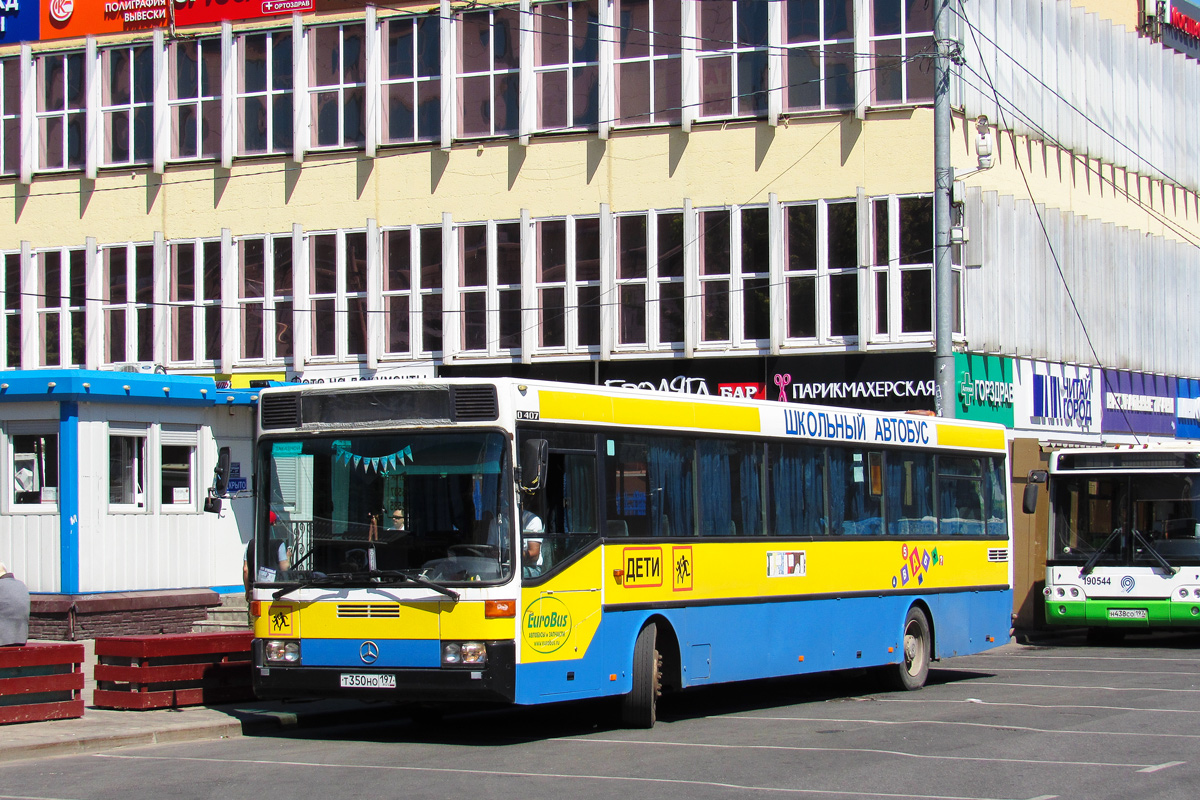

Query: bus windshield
[
  {"left": 254, "top": 431, "right": 514, "bottom": 585},
  {"left": 1051, "top": 472, "right": 1200, "bottom": 565}
]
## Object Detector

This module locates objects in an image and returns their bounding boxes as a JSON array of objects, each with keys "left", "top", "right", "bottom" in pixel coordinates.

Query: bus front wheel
[
  {"left": 620, "top": 623, "right": 661, "bottom": 728},
  {"left": 889, "top": 607, "right": 931, "bottom": 691}
]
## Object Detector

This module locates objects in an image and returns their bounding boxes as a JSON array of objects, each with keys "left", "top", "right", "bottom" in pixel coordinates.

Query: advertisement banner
[
  {"left": 1101, "top": 369, "right": 1177, "bottom": 436},
  {"left": 954, "top": 353, "right": 1014, "bottom": 427},
  {"left": 1177, "top": 378, "right": 1200, "bottom": 440},
  {"left": 1012, "top": 359, "right": 1101, "bottom": 436},
  {"left": 768, "top": 353, "right": 936, "bottom": 413},
  {"left": 1, "top": 2, "right": 40, "bottom": 46},
  {"left": 41, "top": 0, "right": 316, "bottom": 41}
]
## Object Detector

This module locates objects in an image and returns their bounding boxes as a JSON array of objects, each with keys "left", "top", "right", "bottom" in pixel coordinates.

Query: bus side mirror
[
  {"left": 213, "top": 447, "right": 232, "bottom": 495},
  {"left": 519, "top": 439, "right": 549, "bottom": 495},
  {"left": 1022, "top": 469, "right": 1047, "bottom": 514}
]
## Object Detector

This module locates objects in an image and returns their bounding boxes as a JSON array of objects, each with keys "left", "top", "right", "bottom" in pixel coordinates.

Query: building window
[
  {"left": 169, "top": 241, "right": 222, "bottom": 365},
  {"left": 698, "top": 209, "right": 731, "bottom": 341},
  {"left": 36, "top": 52, "right": 86, "bottom": 171},
  {"left": 102, "top": 45, "right": 154, "bottom": 166},
  {"left": 239, "top": 235, "right": 293, "bottom": 363},
  {"left": 309, "top": 24, "right": 366, "bottom": 149},
  {"left": 783, "top": 0, "right": 854, "bottom": 111},
  {"left": 11, "top": 432, "right": 59, "bottom": 507},
  {"left": 458, "top": 6, "right": 520, "bottom": 137},
  {"left": 1, "top": 58, "right": 19, "bottom": 175},
  {"left": 238, "top": 29, "right": 294, "bottom": 156},
  {"left": 382, "top": 14, "right": 441, "bottom": 145},
  {"left": 616, "top": 210, "right": 685, "bottom": 350},
  {"left": 37, "top": 249, "right": 86, "bottom": 368},
  {"left": 535, "top": 217, "right": 600, "bottom": 352},
  {"left": 614, "top": 0, "right": 681, "bottom": 126},
  {"left": 616, "top": 214, "right": 648, "bottom": 346},
  {"left": 308, "top": 230, "right": 369, "bottom": 359},
  {"left": 382, "top": 228, "right": 413, "bottom": 356},
  {"left": 160, "top": 427, "right": 197, "bottom": 509},
  {"left": 109, "top": 428, "right": 147, "bottom": 509},
  {"left": 784, "top": 200, "right": 858, "bottom": 342},
  {"left": 697, "top": 0, "right": 769, "bottom": 120},
  {"left": 4, "top": 252, "right": 20, "bottom": 368},
  {"left": 740, "top": 206, "right": 770, "bottom": 344},
  {"left": 871, "top": 0, "right": 935, "bottom": 105},
  {"left": 104, "top": 244, "right": 155, "bottom": 365},
  {"left": 457, "top": 220, "right": 523, "bottom": 355},
  {"left": 169, "top": 38, "right": 222, "bottom": 161},
  {"left": 897, "top": 195, "right": 933, "bottom": 333},
  {"left": 534, "top": 1, "right": 600, "bottom": 132}
]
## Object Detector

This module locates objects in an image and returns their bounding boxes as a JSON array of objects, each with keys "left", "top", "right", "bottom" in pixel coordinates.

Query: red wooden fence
[
  {"left": 0, "top": 642, "right": 86, "bottom": 724},
  {"left": 93, "top": 632, "right": 253, "bottom": 710}
]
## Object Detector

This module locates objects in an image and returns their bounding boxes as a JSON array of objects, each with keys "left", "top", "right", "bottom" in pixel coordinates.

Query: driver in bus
[{"left": 521, "top": 508, "right": 545, "bottom": 577}]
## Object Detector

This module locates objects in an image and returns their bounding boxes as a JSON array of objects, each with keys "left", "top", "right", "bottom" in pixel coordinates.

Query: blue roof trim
[{"left": 0, "top": 370, "right": 260, "bottom": 407}]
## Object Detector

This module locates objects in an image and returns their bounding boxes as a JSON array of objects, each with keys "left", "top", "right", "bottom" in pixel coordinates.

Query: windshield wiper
[
  {"left": 1079, "top": 528, "right": 1124, "bottom": 576},
  {"left": 270, "top": 570, "right": 460, "bottom": 601},
  {"left": 368, "top": 570, "right": 460, "bottom": 601},
  {"left": 1131, "top": 528, "right": 1179, "bottom": 576}
]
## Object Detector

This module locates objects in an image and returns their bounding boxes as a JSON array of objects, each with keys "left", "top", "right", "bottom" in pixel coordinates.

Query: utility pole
[{"left": 933, "top": 0, "right": 955, "bottom": 418}]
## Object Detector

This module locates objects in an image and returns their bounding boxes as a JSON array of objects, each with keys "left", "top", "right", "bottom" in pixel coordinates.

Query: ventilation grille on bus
[
  {"left": 451, "top": 385, "right": 499, "bottom": 422},
  {"left": 987, "top": 548, "right": 1009, "bottom": 563},
  {"left": 337, "top": 604, "right": 400, "bottom": 619},
  {"left": 260, "top": 394, "right": 301, "bottom": 429}
]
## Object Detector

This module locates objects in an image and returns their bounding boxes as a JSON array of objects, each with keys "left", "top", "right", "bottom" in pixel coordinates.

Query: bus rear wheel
[
  {"left": 888, "top": 607, "right": 931, "bottom": 691},
  {"left": 620, "top": 623, "right": 661, "bottom": 728}
]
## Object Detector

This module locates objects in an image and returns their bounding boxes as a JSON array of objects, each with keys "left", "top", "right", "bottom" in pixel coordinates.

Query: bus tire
[
  {"left": 889, "top": 607, "right": 931, "bottom": 691},
  {"left": 620, "top": 623, "right": 661, "bottom": 728}
]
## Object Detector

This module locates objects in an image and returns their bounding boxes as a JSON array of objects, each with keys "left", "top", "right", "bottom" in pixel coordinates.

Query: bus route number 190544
[{"left": 1082, "top": 575, "right": 1112, "bottom": 586}]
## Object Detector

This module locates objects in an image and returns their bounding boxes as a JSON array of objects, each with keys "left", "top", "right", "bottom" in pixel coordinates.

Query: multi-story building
[{"left": 1, "top": 1, "right": 1197, "bottom": 631}]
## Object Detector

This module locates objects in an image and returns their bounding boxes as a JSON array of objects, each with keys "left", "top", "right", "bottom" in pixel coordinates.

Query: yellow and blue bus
[
  {"left": 1038, "top": 446, "right": 1200, "bottom": 641},
  {"left": 247, "top": 378, "right": 1012, "bottom": 726}
]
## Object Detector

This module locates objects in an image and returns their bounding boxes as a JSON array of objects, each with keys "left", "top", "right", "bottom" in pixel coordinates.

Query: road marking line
[
  {"left": 725, "top": 714, "right": 1200, "bottom": 741},
  {"left": 935, "top": 680, "right": 1200, "bottom": 694},
  {"left": 1138, "top": 761, "right": 1185, "bottom": 773},
  {"left": 958, "top": 654, "right": 1200, "bottom": 664},
  {"left": 557, "top": 737, "right": 1155, "bottom": 771},
  {"left": 92, "top": 753, "right": 1050, "bottom": 800},
  {"left": 939, "top": 666, "right": 1200, "bottom": 677},
  {"left": 876, "top": 697, "right": 1200, "bottom": 715}
]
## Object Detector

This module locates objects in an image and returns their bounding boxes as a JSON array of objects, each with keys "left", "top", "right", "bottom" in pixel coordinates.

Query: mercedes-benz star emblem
[{"left": 359, "top": 641, "right": 380, "bottom": 665}]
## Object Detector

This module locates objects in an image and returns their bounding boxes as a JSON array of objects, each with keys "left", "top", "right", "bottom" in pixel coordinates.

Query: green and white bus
[{"left": 1039, "top": 446, "right": 1200, "bottom": 639}]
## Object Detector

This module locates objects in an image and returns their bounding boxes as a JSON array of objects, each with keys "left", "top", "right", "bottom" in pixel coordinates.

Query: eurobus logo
[
  {"left": 50, "top": 0, "right": 74, "bottom": 23},
  {"left": 523, "top": 596, "right": 572, "bottom": 654}
]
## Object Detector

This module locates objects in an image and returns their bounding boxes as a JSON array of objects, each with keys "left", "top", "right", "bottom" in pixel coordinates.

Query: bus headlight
[
  {"left": 1070, "top": 587, "right": 1079, "bottom": 597},
  {"left": 442, "top": 642, "right": 487, "bottom": 666},
  {"left": 1181, "top": 588, "right": 1190, "bottom": 598},
  {"left": 265, "top": 640, "right": 301, "bottom": 663},
  {"left": 1056, "top": 587, "right": 1065, "bottom": 597}
]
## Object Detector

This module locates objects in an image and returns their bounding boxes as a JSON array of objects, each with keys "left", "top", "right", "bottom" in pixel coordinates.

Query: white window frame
[
  {"left": 0, "top": 56, "right": 19, "bottom": 175},
  {"left": 381, "top": 13, "right": 442, "bottom": 145},
  {"left": 735, "top": 204, "right": 771, "bottom": 349},
  {"left": 168, "top": 36, "right": 222, "bottom": 162},
  {"left": 100, "top": 44, "right": 155, "bottom": 167},
  {"left": 167, "top": 239, "right": 222, "bottom": 368},
  {"left": 108, "top": 423, "right": 149, "bottom": 513},
  {"left": 456, "top": 5, "right": 521, "bottom": 138},
  {"left": 867, "top": 0, "right": 935, "bottom": 107},
  {"left": 455, "top": 219, "right": 524, "bottom": 358},
  {"left": 780, "top": 0, "right": 856, "bottom": 113},
  {"left": 35, "top": 247, "right": 86, "bottom": 368},
  {"left": 102, "top": 243, "right": 156, "bottom": 366},
  {"left": 782, "top": 198, "right": 860, "bottom": 346},
  {"left": 34, "top": 50, "right": 87, "bottom": 172},
  {"left": 532, "top": 215, "right": 601, "bottom": 355},
  {"left": 2, "top": 251, "right": 18, "bottom": 369},
  {"left": 159, "top": 425, "right": 199, "bottom": 513},
  {"left": 4, "top": 422, "right": 60, "bottom": 513},
  {"left": 306, "top": 229, "right": 370, "bottom": 362},
  {"left": 236, "top": 234, "right": 294, "bottom": 366},
  {"left": 695, "top": 0, "right": 770, "bottom": 121},
  {"left": 235, "top": 27, "right": 294, "bottom": 157},
  {"left": 613, "top": 0, "right": 683, "bottom": 127},
  {"left": 306, "top": 22, "right": 367, "bottom": 151},
  {"left": 532, "top": 0, "right": 601, "bottom": 133}
]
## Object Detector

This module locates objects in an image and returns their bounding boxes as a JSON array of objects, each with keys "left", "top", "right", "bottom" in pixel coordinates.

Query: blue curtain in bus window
[
  {"left": 564, "top": 454, "right": 597, "bottom": 533},
  {"left": 984, "top": 456, "right": 1007, "bottom": 537},
  {"left": 697, "top": 440, "right": 733, "bottom": 535},
  {"left": 738, "top": 444, "right": 763, "bottom": 535},
  {"left": 938, "top": 456, "right": 984, "bottom": 535},
  {"left": 829, "top": 448, "right": 882, "bottom": 535},
  {"left": 649, "top": 438, "right": 693, "bottom": 537},
  {"left": 885, "top": 451, "right": 935, "bottom": 536},
  {"left": 770, "top": 444, "right": 824, "bottom": 536}
]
